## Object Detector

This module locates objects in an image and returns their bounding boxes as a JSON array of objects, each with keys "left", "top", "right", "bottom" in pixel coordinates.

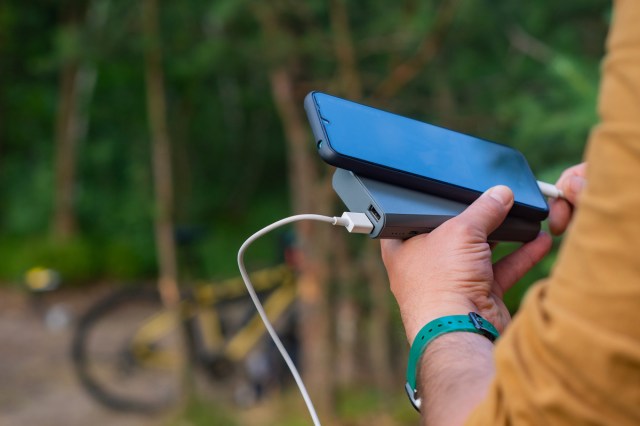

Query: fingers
[
  {"left": 560, "top": 174, "right": 586, "bottom": 206},
  {"left": 493, "top": 232, "right": 553, "bottom": 294},
  {"left": 548, "top": 162, "right": 587, "bottom": 235},
  {"left": 383, "top": 185, "right": 514, "bottom": 261},
  {"left": 450, "top": 185, "right": 514, "bottom": 240},
  {"left": 380, "top": 239, "right": 402, "bottom": 264},
  {"left": 556, "top": 163, "right": 587, "bottom": 205},
  {"left": 548, "top": 198, "right": 572, "bottom": 235}
]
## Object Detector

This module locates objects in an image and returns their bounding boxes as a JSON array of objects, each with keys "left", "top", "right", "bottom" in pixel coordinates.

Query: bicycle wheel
[{"left": 72, "top": 287, "right": 185, "bottom": 413}]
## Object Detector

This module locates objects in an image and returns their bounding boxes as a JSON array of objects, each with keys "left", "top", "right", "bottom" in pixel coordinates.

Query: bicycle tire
[{"left": 71, "top": 287, "right": 185, "bottom": 414}]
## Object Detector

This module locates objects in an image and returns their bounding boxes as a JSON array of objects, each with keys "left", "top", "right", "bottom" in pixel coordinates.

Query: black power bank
[{"left": 332, "top": 168, "right": 540, "bottom": 242}]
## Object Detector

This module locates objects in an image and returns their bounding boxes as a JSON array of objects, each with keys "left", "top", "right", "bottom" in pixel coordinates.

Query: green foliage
[
  {"left": 0, "top": 236, "right": 97, "bottom": 286},
  {"left": 335, "top": 387, "right": 383, "bottom": 421},
  {"left": 334, "top": 387, "right": 415, "bottom": 424},
  {"left": 0, "top": 0, "right": 609, "bottom": 312},
  {"left": 102, "top": 237, "right": 157, "bottom": 280},
  {"left": 167, "top": 396, "right": 238, "bottom": 426},
  {"left": 0, "top": 235, "right": 155, "bottom": 286}
]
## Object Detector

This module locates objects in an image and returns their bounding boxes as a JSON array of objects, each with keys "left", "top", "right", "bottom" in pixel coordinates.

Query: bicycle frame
[{"left": 128, "top": 264, "right": 296, "bottom": 371}]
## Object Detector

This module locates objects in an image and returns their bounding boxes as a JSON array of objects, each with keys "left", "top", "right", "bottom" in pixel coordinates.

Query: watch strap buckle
[
  {"left": 405, "top": 382, "right": 422, "bottom": 411},
  {"left": 468, "top": 312, "right": 498, "bottom": 342}
]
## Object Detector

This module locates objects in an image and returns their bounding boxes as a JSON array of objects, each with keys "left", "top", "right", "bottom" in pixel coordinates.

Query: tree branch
[
  {"left": 372, "top": 0, "right": 459, "bottom": 102},
  {"left": 507, "top": 25, "right": 553, "bottom": 62}
]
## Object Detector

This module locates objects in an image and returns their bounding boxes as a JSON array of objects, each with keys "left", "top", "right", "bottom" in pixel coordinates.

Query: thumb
[{"left": 452, "top": 186, "right": 514, "bottom": 239}]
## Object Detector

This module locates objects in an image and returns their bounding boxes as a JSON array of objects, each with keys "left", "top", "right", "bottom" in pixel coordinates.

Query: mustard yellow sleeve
[{"left": 467, "top": 0, "right": 640, "bottom": 424}]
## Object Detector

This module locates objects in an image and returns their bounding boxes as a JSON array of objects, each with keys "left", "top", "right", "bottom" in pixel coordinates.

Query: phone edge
[{"left": 305, "top": 91, "right": 549, "bottom": 222}]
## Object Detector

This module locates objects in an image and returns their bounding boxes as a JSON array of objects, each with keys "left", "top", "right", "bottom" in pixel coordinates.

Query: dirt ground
[{"left": 0, "top": 285, "right": 164, "bottom": 426}]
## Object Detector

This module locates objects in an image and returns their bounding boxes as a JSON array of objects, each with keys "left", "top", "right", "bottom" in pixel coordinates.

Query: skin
[
  {"left": 381, "top": 163, "right": 586, "bottom": 425},
  {"left": 548, "top": 163, "right": 587, "bottom": 235}
]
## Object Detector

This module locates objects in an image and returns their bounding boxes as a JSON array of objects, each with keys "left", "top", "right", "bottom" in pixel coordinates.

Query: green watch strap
[{"left": 405, "top": 312, "right": 499, "bottom": 412}]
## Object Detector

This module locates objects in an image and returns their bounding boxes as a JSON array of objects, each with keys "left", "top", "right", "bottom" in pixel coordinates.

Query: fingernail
[{"left": 486, "top": 185, "right": 513, "bottom": 207}]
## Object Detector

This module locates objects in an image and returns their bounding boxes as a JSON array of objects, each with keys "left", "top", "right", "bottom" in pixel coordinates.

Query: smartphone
[{"left": 304, "top": 91, "right": 548, "bottom": 221}]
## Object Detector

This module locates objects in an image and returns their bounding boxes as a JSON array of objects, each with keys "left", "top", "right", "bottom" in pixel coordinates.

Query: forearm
[{"left": 418, "top": 333, "right": 495, "bottom": 426}]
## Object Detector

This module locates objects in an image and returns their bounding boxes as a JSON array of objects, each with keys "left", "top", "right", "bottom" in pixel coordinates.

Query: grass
[{"left": 168, "top": 386, "right": 417, "bottom": 426}]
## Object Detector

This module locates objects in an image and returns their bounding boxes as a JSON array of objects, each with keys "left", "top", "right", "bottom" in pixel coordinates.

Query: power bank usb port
[{"left": 368, "top": 205, "right": 381, "bottom": 221}]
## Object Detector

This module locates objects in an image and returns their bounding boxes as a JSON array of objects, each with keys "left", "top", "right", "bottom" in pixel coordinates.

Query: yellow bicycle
[{"left": 71, "top": 264, "right": 297, "bottom": 413}]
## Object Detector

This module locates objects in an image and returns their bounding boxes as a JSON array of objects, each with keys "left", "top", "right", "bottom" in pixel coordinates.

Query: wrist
[
  {"left": 403, "top": 300, "right": 478, "bottom": 344},
  {"left": 419, "top": 332, "right": 495, "bottom": 424}
]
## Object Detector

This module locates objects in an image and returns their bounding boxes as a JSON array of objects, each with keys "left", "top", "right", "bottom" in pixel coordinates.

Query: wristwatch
[{"left": 405, "top": 312, "right": 500, "bottom": 411}]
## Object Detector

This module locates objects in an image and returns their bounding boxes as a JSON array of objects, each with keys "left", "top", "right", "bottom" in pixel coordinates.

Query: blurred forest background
[{"left": 0, "top": 0, "right": 609, "bottom": 424}]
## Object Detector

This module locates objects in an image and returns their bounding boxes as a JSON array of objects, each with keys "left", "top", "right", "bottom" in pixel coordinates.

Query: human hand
[
  {"left": 548, "top": 162, "right": 587, "bottom": 235},
  {"left": 381, "top": 186, "right": 553, "bottom": 343}
]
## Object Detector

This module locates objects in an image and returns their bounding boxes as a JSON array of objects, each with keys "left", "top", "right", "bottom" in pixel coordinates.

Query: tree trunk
[
  {"left": 332, "top": 227, "right": 359, "bottom": 386},
  {"left": 269, "top": 66, "right": 335, "bottom": 418},
  {"left": 141, "top": 0, "right": 179, "bottom": 309},
  {"left": 53, "top": 58, "right": 80, "bottom": 238},
  {"left": 52, "top": 0, "right": 101, "bottom": 239},
  {"left": 141, "top": 0, "right": 191, "bottom": 406},
  {"left": 328, "top": 0, "right": 365, "bottom": 387},
  {"left": 363, "top": 241, "right": 395, "bottom": 393}
]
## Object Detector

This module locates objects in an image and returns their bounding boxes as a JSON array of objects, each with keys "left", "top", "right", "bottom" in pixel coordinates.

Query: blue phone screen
[{"left": 313, "top": 93, "right": 547, "bottom": 212}]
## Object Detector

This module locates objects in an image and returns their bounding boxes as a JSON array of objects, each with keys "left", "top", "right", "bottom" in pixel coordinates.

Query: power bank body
[{"left": 332, "top": 168, "right": 540, "bottom": 242}]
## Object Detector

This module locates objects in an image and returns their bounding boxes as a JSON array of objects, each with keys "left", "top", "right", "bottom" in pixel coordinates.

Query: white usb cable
[
  {"left": 537, "top": 181, "right": 565, "bottom": 199},
  {"left": 237, "top": 212, "right": 373, "bottom": 426}
]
